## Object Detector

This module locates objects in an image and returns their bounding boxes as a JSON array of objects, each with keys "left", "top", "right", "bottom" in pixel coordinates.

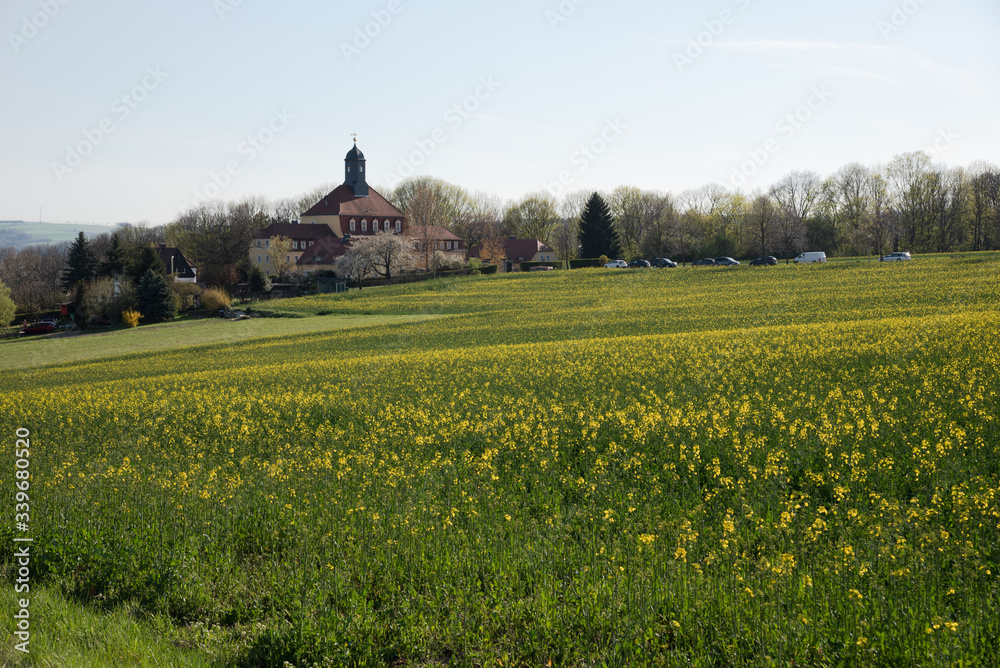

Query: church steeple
[{"left": 344, "top": 139, "right": 369, "bottom": 198}]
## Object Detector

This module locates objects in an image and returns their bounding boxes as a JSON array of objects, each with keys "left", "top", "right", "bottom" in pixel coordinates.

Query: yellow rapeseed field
[{"left": 2, "top": 258, "right": 998, "bottom": 666}]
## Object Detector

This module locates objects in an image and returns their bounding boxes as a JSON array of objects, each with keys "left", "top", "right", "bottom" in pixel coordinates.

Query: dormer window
[
  {"left": 350, "top": 219, "right": 356, "bottom": 232},
  {"left": 384, "top": 220, "right": 390, "bottom": 232},
  {"left": 361, "top": 219, "right": 368, "bottom": 232},
  {"left": 395, "top": 220, "right": 401, "bottom": 233}
]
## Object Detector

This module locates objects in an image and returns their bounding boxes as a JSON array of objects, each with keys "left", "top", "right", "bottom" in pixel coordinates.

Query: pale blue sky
[{"left": 1, "top": 0, "right": 997, "bottom": 225}]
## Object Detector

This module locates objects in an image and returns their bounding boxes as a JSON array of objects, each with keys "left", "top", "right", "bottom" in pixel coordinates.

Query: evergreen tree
[
  {"left": 127, "top": 244, "right": 166, "bottom": 283},
  {"left": 61, "top": 231, "right": 96, "bottom": 289},
  {"left": 136, "top": 269, "right": 177, "bottom": 322},
  {"left": 579, "top": 193, "right": 622, "bottom": 259},
  {"left": 97, "top": 232, "right": 128, "bottom": 277}
]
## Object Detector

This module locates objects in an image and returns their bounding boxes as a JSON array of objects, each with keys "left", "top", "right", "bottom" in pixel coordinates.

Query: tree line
[
  {"left": 387, "top": 152, "right": 1000, "bottom": 262},
  {"left": 2, "top": 151, "right": 998, "bottom": 319}
]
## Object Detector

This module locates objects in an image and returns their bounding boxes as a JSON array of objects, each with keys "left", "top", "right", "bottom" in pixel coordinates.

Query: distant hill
[{"left": 0, "top": 221, "right": 120, "bottom": 249}]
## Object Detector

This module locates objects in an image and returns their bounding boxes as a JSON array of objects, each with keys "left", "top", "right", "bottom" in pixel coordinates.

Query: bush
[
  {"left": 201, "top": 288, "right": 231, "bottom": 312},
  {"left": 468, "top": 258, "right": 481, "bottom": 271},
  {"left": 599, "top": 255, "right": 609, "bottom": 266},
  {"left": 83, "top": 277, "right": 136, "bottom": 324},
  {"left": 519, "top": 261, "right": 558, "bottom": 272},
  {"left": 570, "top": 258, "right": 603, "bottom": 269},
  {"left": 480, "top": 264, "right": 499, "bottom": 275},
  {"left": 121, "top": 309, "right": 142, "bottom": 328}
]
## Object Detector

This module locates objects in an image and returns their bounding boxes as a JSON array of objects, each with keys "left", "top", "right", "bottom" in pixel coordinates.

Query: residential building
[
  {"left": 156, "top": 243, "right": 198, "bottom": 283},
  {"left": 407, "top": 225, "right": 466, "bottom": 270},
  {"left": 467, "top": 237, "right": 559, "bottom": 272}
]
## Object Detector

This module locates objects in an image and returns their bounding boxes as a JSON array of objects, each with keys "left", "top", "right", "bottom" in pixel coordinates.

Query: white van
[{"left": 794, "top": 251, "right": 827, "bottom": 264}]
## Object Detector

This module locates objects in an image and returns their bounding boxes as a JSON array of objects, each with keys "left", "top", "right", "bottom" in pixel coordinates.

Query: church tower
[{"left": 344, "top": 140, "right": 369, "bottom": 198}]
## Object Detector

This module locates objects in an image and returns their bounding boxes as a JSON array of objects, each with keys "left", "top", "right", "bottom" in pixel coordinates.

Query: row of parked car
[
  {"left": 604, "top": 252, "right": 829, "bottom": 269},
  {"left": 605, "top": 251, "right": 912, "bottom": 268}
]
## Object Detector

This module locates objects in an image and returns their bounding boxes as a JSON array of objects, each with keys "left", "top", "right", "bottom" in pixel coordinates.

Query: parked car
[
  {"left": 604, "top": 260, "right": 628, "bottom": 268},
  {"left": 18, "top": 320, "right": 56, "bottom": 336},
  {"left": 628, "top": 259, "right": 651, "bottom": 268},
  {"left": 714, "top": 256, "right": 740, "bottom": 266},
  {"left": 880, "top": 251, "right": 912, "bottom": 262},
  {"left": 651, "top": 257, "right": 677, "bottom": 268},
  {"left": 794, "top": 251, "right": 827, "bottom": 263},
  {"left": 692, "top": 258, "right": 716, "bottom": 266},
  {"left": 750, "top": 256, "right": 778, "bottom": 266},
  {"left": 529, "top": 265, "right": 555, "bottom": 271}
]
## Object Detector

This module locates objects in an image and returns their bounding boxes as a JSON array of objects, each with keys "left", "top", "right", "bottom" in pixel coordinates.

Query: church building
[
  {"left": 299, "top": 142, "right": 407, "bottom": 237},
  {"left": 250, "top": 142, "right": 408, "bottom": 274}
]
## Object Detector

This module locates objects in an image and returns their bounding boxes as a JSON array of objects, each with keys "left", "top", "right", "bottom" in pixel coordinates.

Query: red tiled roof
[
  {"left": 405, "top": 225, "right": 463, "bottom": 242},
  {"left": 258, "top": 222, "right": 336, "bottom": 240},
  {"left": 295, "top": 236, "right": 352, "bottom": 266},
  {"left": 301, "top": 184, "right": 406, "bottom": 219},
  {"left": 466, "top": 238, "right": 555, "bottom": 261}
]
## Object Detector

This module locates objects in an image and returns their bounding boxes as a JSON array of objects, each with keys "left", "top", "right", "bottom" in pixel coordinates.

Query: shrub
[
  {"left": 82, "top": 277, "right": 136, "bottom": 324},
  {"left": 599, "top": 255, "right": 609, "bottom": 266},
  {"left": 480, "top": 264, "right": 499, "bottom": 275},
  {"left": 570, "top": 258, "right": 603, "bottom": 269},
  {"left": 519, "top": 261, "right": 558, "bottom": 272},
  {"left": 201, "top": 288, "right": 231, "bottom": 312},
  {"left": 468, "top": 258, "right": 481, "bottom": 271},
  {"left": 121, "top": 309, "right": 142, "bottom": 328}
]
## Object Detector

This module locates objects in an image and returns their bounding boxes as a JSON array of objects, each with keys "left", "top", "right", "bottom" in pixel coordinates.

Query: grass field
[{"left": 2, "top": 257, "right": 999, "bottom": 666}]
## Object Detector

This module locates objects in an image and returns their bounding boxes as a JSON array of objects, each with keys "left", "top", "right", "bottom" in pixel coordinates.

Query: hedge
[
  {"left": 569, "top": 258, "right": 603, "bottom": 269},
  {"left": 519, "top": 261, "right": 560, "bottom": 272},
  {"left": 480, "top": 264, "right": 499, "bottom": 275}
]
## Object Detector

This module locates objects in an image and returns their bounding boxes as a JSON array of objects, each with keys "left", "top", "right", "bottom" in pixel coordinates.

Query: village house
[
  {"left": 156, "top": 243, "right": 198, "bottom": 283},
  {"left": 467, "top": 237, "right": 559, "bottom": 273},
  {"left": 407, "top": 225, "right": 466, "bottom": 270}
]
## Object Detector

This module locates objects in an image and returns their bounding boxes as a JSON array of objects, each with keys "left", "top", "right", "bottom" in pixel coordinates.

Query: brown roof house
[
  {"left": 248, "top": 141, "right": 409, "bottom": 275},
  {"left": 250, "top": 222, "right": 336, "bottom": 276},
  {"left": 407, "top": 225, "right": 466, "bottom": 271},
  {"left": 467, "top": 237, "right": 559, "bottom": 273}
]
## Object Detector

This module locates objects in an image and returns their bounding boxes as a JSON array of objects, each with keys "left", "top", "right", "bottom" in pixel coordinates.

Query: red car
[{"left": 18, "top": 320, "right": 56, "bottom": 336}]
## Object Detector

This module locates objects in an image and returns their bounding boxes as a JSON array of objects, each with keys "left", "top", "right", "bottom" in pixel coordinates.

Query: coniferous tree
[
  {"left": 127, "top": 244, "right": 166, "bottom": 283},
  {"left": 247, "top": 265, "right": 272, "bottom": 301},
  {"left": 61, "top": 231, "right": 96, "bottom": 289},
  {"left": 579, "top": 193, "right": 622, "bottom": 259},
  {"left": 97, "top": 232, "right": 128, "bottom": 277},
  {"left": 136, "top": 269, "right": 177, "bottom": 322}
]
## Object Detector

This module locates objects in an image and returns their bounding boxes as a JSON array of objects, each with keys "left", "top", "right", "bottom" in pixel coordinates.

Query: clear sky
[{"left": 2, "top": 0, "right": 998, "bottom": 225}]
